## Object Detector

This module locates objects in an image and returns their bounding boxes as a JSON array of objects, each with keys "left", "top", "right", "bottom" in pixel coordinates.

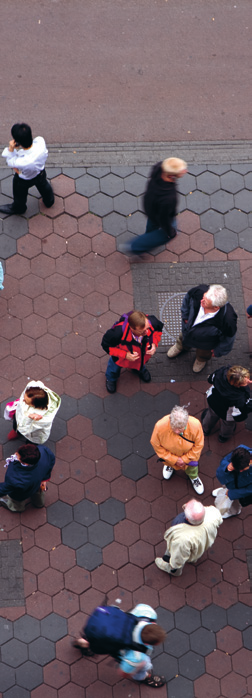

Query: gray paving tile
[
  {"left": 224, "top": 209, "right": 248, "bottom": 232},
  {"left": 122, "top": 453, "right": 147, "bottom": 480},
  {"left": 1, "top": 177, "right": 14, "bottom": 197},
  {"left": 111, "top": 166, "right": 135, "bottom": 177},
  {"left": 0, "top": 618, "right": 13, "bottom": 644},
  {"left": 89, "top": 192, "right": 114, "bottom": 216},
  {"left": 243, "top": 626, "right": 252, "bottom": 649},
  {"left": 107, "top": 432, "right": 132, "bottom": 459},
  {"left": 214, "top": 229, "right": 238, "bottom": 253},
  {"left": 244, "top": 172, "right": 252, "bottom": 188},
  {"left": 104, "top": 393, "right": 129, "bottom": 417},
  {"left": 46, "top": 168, "right": 62, "bottom": 178},
  {"left": 201, "top": 604, "right": 227, "bottom": 632},
  {"left": 227, "top": 602, "right": 252, "bottom": 630},
  {"left": 127, "top": 210, "right": 146, "bottom": 234},
  {"left": 49, "top": 416, "right": 67, "bottom": 441},
  {"left": 153, "top": 651, "right": 178, "bottom": 681},
  {"left": 114, "top": 192, "right": 138, "bottom": 216},
  {"left": 14, "top": 616, "right": 40, "bottom": 644},
  {"left": 190, "top": 627, "right": 216, "bottom": 655},
  {"left": 177, "top": 193, "right": 187, "bottom": 212},
  {"left": 118, "top": 412, "right": 143, "bottom": 438},
  {"left": 103, "top": 211, "right": 128, "bottom": 236},
  {"left": 15, "top": 661, "right": 43, "bottom": 690},
  {"left": 23, "top": 196, "right": 40, "bottom": 218},
  {"left": 1, "top": 638, "right": 28, "bottom": 667},
  {"left": 134, "top": 166, "right": 150, "bottom": 176},
  {"left": 164, "top": 629, "right": 190, "bottom": 657},
  {"left": 100, "top": 497, "right": 125, "bottom": 525},
  {"left": 234, "top": 189, "right": 252, "bottom": 212},
  {"left": 62, "top": 521, "right": 88, "bottom": 548},
  {"left": 186, "top": 191, "right": 210, "bottom": 214},
  {"left": 231, "top": 164, "right": 252, "bottom": 174},
  {"left": 178, "top": 651, "right": 205, "bottom": 680},
  {"left": 76, "top": 542, "right": 102, "bottom": 570},
  {"left": 87, "top": 166, "right": 111, "bottom": 178},
  {"left": 200, "top": 209, "right": 224, "bottom": 233},
  {"left": 177, "top": 174, "right": 196, "bottom": 196},
  {"left": 197, "top": 172, "right": 220, "bottom": 194},
  {"left": 4, "top": 687, "right": 29, "bottom": 698},
  {"left": 62, "top": 167, "right": 86, "bottom": 178},
  {"left": 100, "top": 174, "right": 124, "bottom": 196},
  {"left": 0, "top": 234, "right": 17, "bottom": 259},
  {"left": 207, "top": 164, "right": 230, "bottom": 175},
  {"left": 210, "top": 190, "right": 234, "bottom": 213},
  {"left": 175, "top": 606, "right": 201, "bottom": 633},
  {"left": 0, "top": 168, "right": 11, "bottom": 180},
  {"left": 76, "top": 174, "right": 100, "bottom": 197},
  {"left": 41, "top": 613, "right": 67, "bottom": 641},
  {"left": 133, "top": 432, "right": 154, "bottom": 459},
  {"left": 3, "top": 215, "right": 28, "bottom": 239},
  {"left": 125, "top": 173, "right": 146, "bottom": 196},
  {"left": 78, "top": 393, "right": 103, "bottom": 419},
  {"left": 153, "top": 390, "right": 178, "bottom": 415},
  {"left": 167, "top": 675, "right": 194, "bottom": 698},
  {"left": 144, "top": 411, "right": 162, "bottom": 435},
  {"left": 188, "top": 165, "right": 207, "bottom": 176},
  {"left": 92, "top": 412, "right": 118, "bottom": 439},
  {"left": 155, "top": 607, "right": 175, "bottom": 632},
  {"left": 47, "top": 501, "right": 73, "bottom": 528},
  {"left": 74, "top": 499, "right": 99, "bottom": 526},
  {"left": 28, "top": 637, "right": 55, "bottom": 666},
  {"left": 239, "top": 229, "right": 252, "bottom": 252},
  {"left": 88, "top": 520, "right": 114, "bottom": 547},
  {"left": 129, "top": 392, "right": 154, "bottom": 416},
  {"left": 220, "top": 171, "right": 244, "bottom": 193},
  {"left": 0, "top": 664, "right": 15, "bottom": 692},
  {"left": 59, "top": 395, "right": 78, "bottom": 420}
]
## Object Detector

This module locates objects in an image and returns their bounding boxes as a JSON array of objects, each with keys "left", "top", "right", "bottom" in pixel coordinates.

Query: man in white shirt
[
  {"left": 0, "top": 123, "right": 54, "bottom": 215},
  {"left": 167, "top": 284, "right": 237, "bottom": 373}
]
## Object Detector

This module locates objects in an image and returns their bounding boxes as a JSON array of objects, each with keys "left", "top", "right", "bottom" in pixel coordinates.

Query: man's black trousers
[{"left": 13, "top": 170, "right": 54, "bottom": 213}]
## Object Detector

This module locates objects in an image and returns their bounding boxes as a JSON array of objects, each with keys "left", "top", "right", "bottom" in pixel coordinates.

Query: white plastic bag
[{"left": 214, "top": 487, "right": 241, "bottom": 518}]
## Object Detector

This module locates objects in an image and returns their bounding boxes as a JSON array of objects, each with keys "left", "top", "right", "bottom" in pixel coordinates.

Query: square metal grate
[
  {"left": 158, "top": 292, "right": 184, "bottom": 345},
  {"left": 0, "top": 540, "right": 24, "bottom": 607}
]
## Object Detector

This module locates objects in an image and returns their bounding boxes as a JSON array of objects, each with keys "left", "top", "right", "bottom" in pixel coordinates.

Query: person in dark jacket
[
  {"left": 119, "top": 158, "right": 187, "bottom": 255},
  {"left": 102, "top": 310, "right": 163, "bottom": 393},
  {"left": 0, "top": 443, "right": 55, "bottom": 512},
  {"left": 214, "top": 445, "right": 252, "bottom": 509},
  {"left": 201, "top": 365, "right": 252, "bottom": 442},
  {"left": 167, "top": 284, "right": 237, "bottom": 373}
]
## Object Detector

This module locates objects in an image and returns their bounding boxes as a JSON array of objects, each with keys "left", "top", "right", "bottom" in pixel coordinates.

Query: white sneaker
[
  {"left": 212, "top": 487, "right": 224, "bottom": 497},
  {"left": 190, "top": 477, "right": 204, "bottom": 495},
  {"left": 163, "top": 465, "right": 174, "bottom": 480}
]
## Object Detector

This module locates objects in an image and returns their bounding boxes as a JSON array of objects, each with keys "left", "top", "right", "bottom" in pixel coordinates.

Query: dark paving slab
[{"left": 0, "top": 159, "right": 251, "bottom": 696}]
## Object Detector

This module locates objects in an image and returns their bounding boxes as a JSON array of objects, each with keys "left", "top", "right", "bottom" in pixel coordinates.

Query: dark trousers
[{"left": 12, "top": 170, "right": 54, "bottom": 213}]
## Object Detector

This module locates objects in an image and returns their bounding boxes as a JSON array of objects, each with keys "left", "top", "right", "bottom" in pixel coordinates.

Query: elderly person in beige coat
[
  {"left": 8, "top": 380, "right": 61, "bottom": 444},
  {"left": 155, "top": 499, "right": 222, "bottom": 576}
]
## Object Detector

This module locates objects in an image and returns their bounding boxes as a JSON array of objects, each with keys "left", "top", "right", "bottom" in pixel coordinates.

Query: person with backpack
[
  {"left": 101, "top": 310, "right": 163, "bottom": 393},
  {"left": 167, "top": 284, "right": 237, "bottom": 373},
  {"left": 201, "top": 365, "right": 252, "bottom": 443},
  {"left": 72, "top": 603, "right": 166, "bottom": 687}
]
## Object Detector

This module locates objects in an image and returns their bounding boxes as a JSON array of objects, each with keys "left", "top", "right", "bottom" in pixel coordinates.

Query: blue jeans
[
  {"left": 106, "top": 357, "right": 121, "bottom": 382},
  {"left": 130, "top": 217, "right": 177, "bottom": 254}
]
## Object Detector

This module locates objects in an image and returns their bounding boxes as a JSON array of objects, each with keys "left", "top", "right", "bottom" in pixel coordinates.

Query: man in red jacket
[{"left": 101, "top": 311, "right": 163, "bottom": 393}]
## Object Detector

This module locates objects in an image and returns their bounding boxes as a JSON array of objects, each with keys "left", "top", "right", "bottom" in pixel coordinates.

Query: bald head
[{"left": 184, "top": 499, "right": 205, "bottom": 525}]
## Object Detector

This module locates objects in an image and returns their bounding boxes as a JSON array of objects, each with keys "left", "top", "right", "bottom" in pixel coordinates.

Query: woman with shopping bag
[{"left": 213, "top": 445, "right": 252, "bottom": 518}]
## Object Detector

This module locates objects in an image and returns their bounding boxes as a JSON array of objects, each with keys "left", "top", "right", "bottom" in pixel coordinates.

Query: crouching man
[{"left": 0, "top": 444, "right": 55, "bottom": 512}]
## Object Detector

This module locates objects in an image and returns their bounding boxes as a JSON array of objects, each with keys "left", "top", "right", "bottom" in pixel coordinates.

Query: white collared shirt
[
  {"left": 2, "top": 136, "right": 48, "bottom": 180},
  {"left": 193, "top": 305, "right": 219, "bottom": 327}
]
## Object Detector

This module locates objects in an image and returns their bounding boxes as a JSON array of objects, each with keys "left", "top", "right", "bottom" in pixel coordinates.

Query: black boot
[{"left": 0, "top": 204, "right": 17, "bottom": 215}]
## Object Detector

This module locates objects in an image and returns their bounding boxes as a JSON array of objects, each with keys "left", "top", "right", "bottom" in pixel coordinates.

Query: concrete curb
[{"left": 1, "top": 141, "right": 252, "bottom": 167}]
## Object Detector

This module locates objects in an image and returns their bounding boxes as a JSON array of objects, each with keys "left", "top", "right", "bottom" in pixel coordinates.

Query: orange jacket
[{"left": 150, "top": 415, "right": 204, "bottom": 470}]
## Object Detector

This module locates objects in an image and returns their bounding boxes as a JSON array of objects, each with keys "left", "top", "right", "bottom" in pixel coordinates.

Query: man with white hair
[
  {"left": 167, "top": 284, "right": 237, "bottom": 373},
  {"left": 150, "top": 406, "right": 204, "bottom": 495},
  {"left": 119, "top": 157, "right": 187, "bottom": 254},
  {"left": 155, "top": 499, "right": 223, "bottom": 576}
]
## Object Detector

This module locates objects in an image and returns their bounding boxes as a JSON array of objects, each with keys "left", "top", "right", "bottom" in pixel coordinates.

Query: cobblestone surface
[{"left": 0, "top": 161, "right": 251, "bottom": 696}]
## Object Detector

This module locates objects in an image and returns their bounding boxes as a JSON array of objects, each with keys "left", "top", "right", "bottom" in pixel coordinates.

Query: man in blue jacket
[
  {"left": 214, "top": 445, "right": 252, "bottom": 507},
  {"left": 0, "top": 443, "right": 55, "bottom": 512}
]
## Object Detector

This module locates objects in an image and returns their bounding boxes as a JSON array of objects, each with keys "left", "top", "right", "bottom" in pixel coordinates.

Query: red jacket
[{"left": 101, "top": 314, "right": 163, "bottom": 371}]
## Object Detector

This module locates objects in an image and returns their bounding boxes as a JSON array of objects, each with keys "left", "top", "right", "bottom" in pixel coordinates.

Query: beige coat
[
  {"left": 150, "top": 414, "right": 204, "bottom": 470},
  {"left": 15, "top": 380, "right": 61, "bottom": 444},
  {"left": 164, "top": 506, "right": 223, "bottom": 570}
]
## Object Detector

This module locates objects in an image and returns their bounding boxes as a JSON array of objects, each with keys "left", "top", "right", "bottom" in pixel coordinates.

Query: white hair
[
  {"left": 184, "top": 499, "right": 205, "bottom": 525},
  {"left": 170, "top": 405, "right": 189, "bottom": 431},
  {"left": 162, "top": 157, "right": 187, "bottom": 175},
  {"left": 205, "top": 284, "right": 228, "bottom": 308}
]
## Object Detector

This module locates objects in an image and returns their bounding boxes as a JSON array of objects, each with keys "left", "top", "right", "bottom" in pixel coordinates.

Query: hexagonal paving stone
[
  {"left": 0, "top": 234, "right": 17, "bottom": 259},
  {"left": 62, "top": 521, "right": 88, "bottom": 549},
  {"left": 211, "top": 190, "right": 234, "bottom": 213},
  {"left": 88, "top": 520, "right": 114, "bottom": 547},
  {"left": 47, "top": 501, "right": 73, "bottom": 528},
  {"left": 41, "top": 613, "right": 68, "bottom": 641},
  {"left": 201, "top": 604, "right": 227, "bottom": 632},
  {"left": 100, "top": 498, "right": 125, "bottom": 525},
  {"left": 197, "top": 172, "right": 220, "bottom": 194},
  {"left": 104, "top": 393, "right": 129, "bottom": 416},
  {"left": 190, "top": 627, "right": 216, "bottom": 656},
  {"left": 243, "top": 626, "right": 252, "bottom": 649},
  {"left": 28, "top": 637, "right": 55, "bottom": 666},
  {"left": 92, "top": 413, "right": 118, "bottom": 439},
  {"left": 186, "top": 191, "right": 210, "bottom": 214},
  {"left": 103, "top": 211, "right": 127, "bottom": 237},
  {"left": 76, "top": 542, "right": 102, "bottom": 571},
  {"left": 100, "top": 174, "right": 124, "bottom": 196},
  {"left": 178, "top": 173, "right": 196, "bottom": 195},
  {"left": 0, "top": 617, "right": 13, "bottom": 644},
  {"left": 164, "top": 629, "right": 190, "bottom": 657},
  {"left": 3, "top": 687, "right": 29, "bottom": 698},
  {"left": 124, "top": 173, "right": 146, "bottom": 195},
  {"left": 89, "top": 192, "right": 113, "bottom": 216},
  {"left": 1, "top": 638, "right": 28, "bottom": 667},
  {"left": 0, "top": 664, "right": 15, "bottom": 692},
  {"left": 227, "top": 602, "right": 252, "bottom": 630},
  {"left": 239, "top": 229, "right": 252, "bottom": 252},
  {"left": 107, "top": 432, "right": 132, "bottom": 460},
  {"left": 224, "top": 209, "right": 248, "bottom": 232},
  {"left": 114, "top": 192, "right": 138, "bottom": 216},
  {"left": 118, "top": 411, "right": 143, "bottom": 438},
  {"left": 175, "top": 606, "right": 201, "bottom": 633},
  {"left": 122, "top": 453, "right": 148, "bottom": 480},
  {"left": 200, "top": 209, "right": 224, "bottom": 233},
  {"left": 15, "top": 661, "right": 43, "bottom": 691},
  {"left": 214, "top": 229, "right": 238, "bottom": 253},
  {"left": 14, "top": 615, "right": 40, "bottom": 643},
  {"left": 74, "top": 499, "right": 99, "bottom": 526},
  {"left": 127, "top": 210, "right": 146, "bottom": 234},
  {"left": 3, "top": 215, "right": 28, "bottom": 239},
  {"left": 178, "top": 650, "right": 205, "bottom": 680},
  {"left": 168, "top": 675, "right": 194, "bottom": 698},
  {"left": 220, "top": 171, "right": 244, "bottom": 193},
  {"left": 76, "top": 174, "right": 100, "bottom": 197}
]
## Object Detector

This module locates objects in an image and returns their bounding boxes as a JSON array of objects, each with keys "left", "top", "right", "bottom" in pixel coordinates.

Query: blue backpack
[{"left": 84, "top": 605, "right": 149, "bottom": 658}]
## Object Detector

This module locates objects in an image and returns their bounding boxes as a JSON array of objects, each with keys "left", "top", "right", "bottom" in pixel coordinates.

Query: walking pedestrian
[
  {"left": 7, "top": 380, "right": 61, "bottom": 443},
  {"left": 0, "top": 443, "right": 55, "bottom": 512}
]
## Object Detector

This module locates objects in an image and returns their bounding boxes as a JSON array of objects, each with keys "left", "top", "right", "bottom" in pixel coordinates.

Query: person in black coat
[
  {"left": 0, "top": 443, "right": 55, "bottom": 512},
  {"left": 119, "top": 157, "right": 187, "bottom": 255},
  {"left": 201, "top": 365, "right": 252, "bottom": 442},
  {"left": 167, "top": 284, "right": 237, "bottom": 373}
]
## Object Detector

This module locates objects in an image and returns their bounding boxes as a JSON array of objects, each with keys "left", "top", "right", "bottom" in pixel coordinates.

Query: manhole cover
[{"left": 158, "top": 292, "right": 184, "bottom": 345}]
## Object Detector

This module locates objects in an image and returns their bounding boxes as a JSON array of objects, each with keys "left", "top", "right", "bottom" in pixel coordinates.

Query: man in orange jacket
[{"left": 101, "top": 311, "right": 163, "bottom": 393}]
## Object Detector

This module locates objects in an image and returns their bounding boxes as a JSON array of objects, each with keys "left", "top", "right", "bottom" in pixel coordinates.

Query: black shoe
[
  {"left": 218, "top": 435, "right": 229, "bottom": 443},
  {"left": 106, "top": 379, "right": 117, "bottom": 393},
  {"left": 0, "top": 204, "right": 17, "bottom": 215},
  {"left": 139, "top": 368, "right": 151, "bottom": 383},
  {"left": 201, "top": 408, "right": 211, "bottom": 435}
]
